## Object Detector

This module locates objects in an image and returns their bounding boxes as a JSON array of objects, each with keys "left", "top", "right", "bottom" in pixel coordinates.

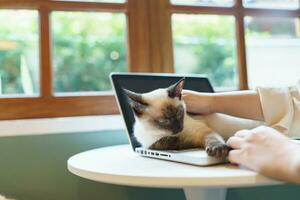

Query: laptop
[{"left": 110, "top": 72, "right": 227, "bottom": 166}]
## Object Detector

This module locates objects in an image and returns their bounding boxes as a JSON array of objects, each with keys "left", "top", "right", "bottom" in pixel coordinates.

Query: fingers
[
  {"left": 227, "top": 136, "right": 246, "bottom": 149},
  {"left": 227, "top": 128, "right": 261, "bottom": 166},
  {"left": 228, "top": 150, "right": 242, "bottom": 164},
  {"left": 234, "top": 129, "right": 251, "bottom": 138}
]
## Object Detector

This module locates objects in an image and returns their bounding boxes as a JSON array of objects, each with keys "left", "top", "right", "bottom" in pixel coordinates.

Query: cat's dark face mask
[
  {"left": 157, "top": 104, "right": 184, "bottom": 134},
  {"left": 123, "top": 78, "right": 185, "bottom": 134}
]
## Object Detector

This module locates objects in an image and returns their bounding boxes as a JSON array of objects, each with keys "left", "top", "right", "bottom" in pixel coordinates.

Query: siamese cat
[{"left": 123, "top": 78, "right": 262, "bottom": 158}]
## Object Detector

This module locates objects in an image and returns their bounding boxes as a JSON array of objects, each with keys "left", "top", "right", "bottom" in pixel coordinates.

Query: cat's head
[{"left": 123, "top": 78, "right": 186, "bottom": 135}]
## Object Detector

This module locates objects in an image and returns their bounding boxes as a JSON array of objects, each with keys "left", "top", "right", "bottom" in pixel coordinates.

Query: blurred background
[{"left": 1, "top": 0, "right": 300, "bottom": 97}]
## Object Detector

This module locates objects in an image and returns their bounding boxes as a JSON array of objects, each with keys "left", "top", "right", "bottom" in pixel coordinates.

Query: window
[
  {"left": 52, "top": 11, "right": 127, "bottom": 93},
  {"left": 172, "top": 14, "right": 237, "bottom": 90},
  {"left": 0, "top": 10, "right": 39, "bottom": 96},
  {"left": 0, "top": 0, "right": 299, "bottom": 119},
  {"left": 170, "top": 0, "right": 300, "bottom": 90},
  {"left": 171, "top": 0, "right": 234, "bottom": 7},
  {"left": 245, "top": 16, "right": 300, "bottom": 88},
  {"left": 242, "top": 0, "right": 299, "bottom": 9}
]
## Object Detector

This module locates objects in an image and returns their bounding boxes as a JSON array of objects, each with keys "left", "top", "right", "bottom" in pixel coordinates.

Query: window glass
[
  {"left": 243, "top": 0, "right": 299, "bottom": 9},
  {"left": 245, "top": 16, "right": 300, "bottom": 88},
  {"left": 171, "top": 0, "right": 234, "bottom": 7},
  {"left": 52, "top": 11, "right": 127, "bottom": 93},
  {"left": 0, "top": 10, "right": 39, "bottom": 96},
  {"left": 172, "top": 14, "right": 238, "bottom": 90}
]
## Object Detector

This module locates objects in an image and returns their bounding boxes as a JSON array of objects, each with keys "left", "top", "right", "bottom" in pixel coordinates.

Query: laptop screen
[{"left": 110, "top": 73, "right": 214, "bottom": 150}]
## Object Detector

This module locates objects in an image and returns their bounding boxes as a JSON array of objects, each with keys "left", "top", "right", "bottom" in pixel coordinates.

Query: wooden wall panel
[
  {"left": 40, "top": 5, "right": 52, "bottom": 97},
  {"left": 235, "top": 0, "right": 248, "bottom": 90},
  {"left": 0, "top": 96, "right": 118, "bottom": 120},
  {"left": 149, "top": 0, "right": 174, "bottom": 73},
  {"left": 127, "top": 0, "right": 151, "bottom": 72}
]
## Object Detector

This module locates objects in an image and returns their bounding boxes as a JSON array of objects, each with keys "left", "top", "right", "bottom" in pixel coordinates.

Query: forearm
[{"left": 212, "top": 90, "right": 264, "bottom": 121}]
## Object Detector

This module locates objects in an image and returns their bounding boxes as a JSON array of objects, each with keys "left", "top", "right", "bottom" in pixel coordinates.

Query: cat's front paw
[{"left": 206, "top": 143, "right": 230, "bottom": 158}]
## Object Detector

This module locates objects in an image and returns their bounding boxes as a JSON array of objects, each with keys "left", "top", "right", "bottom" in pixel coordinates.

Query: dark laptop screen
[{"left": 111, "top": 73, "right": 214, "bottom": 150}]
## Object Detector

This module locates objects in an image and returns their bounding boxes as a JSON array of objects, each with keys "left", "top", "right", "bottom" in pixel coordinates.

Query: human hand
[
  {"left": 227, "top": 126, "right": 300, "bottom": 183},
  {"left": 182, "top": 90, "right": 215, "bottom": 115}
]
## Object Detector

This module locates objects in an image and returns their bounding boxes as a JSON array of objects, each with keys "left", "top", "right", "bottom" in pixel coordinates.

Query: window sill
[{"left": 0, "top": 115, "right": 125, "bottom": 137}]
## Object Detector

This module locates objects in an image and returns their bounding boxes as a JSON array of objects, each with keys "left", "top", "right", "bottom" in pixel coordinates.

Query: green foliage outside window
[
  {"left": 2, "top": 12, "right": 286, "bottom": 94},
  {"left": 0, "top": 10, "right": 39, "bottom": 95},
  {"left": 52, "top": 12, "right": 127, "bottom": 92},
  {"left": 172, "top": 15, "right": 237, "bottom": 89}
]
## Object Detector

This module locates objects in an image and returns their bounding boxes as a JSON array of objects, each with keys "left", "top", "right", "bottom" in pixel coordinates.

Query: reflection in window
[
  {"left": 243, "top": 0, "right": 299, "bottom": 9},
  {"left": 0, "top": 10, "right": 39, "bottom": 95},
  {"left": 245, "top": 17, "right": 300, "bottom": 88},
  {"left": 172, "top": 14, "right": 237, "bottom": 90},
  {"left": 52, "top": 11, "right": 127, "bottom": 93}
]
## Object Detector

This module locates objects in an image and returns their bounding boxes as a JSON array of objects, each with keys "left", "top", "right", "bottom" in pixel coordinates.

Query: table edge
[{"left": 67, "top": 145, "right": 281, "bottom": 188}]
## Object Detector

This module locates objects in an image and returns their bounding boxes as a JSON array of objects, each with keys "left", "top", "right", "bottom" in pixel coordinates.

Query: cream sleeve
[{"left": 257, "top": 87, "right": 294, "bottom": 134}]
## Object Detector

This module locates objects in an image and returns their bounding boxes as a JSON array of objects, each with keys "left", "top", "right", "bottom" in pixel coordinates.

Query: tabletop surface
[{"left": 68, "top": 144, "right": 280, "bottom": 188}]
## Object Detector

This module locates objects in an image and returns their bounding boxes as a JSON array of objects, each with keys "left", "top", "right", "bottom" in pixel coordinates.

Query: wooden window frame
[
  {"left": 170, "top": 0, "right": 300, "bottom": 90},
  {"left": 0, "top": 0, "right": 299, "bottom": 120}
]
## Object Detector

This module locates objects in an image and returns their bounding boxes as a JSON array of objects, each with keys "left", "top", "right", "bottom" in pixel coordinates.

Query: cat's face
[{"left": 124, "top": 78, "right": 185, "bottom": 134}]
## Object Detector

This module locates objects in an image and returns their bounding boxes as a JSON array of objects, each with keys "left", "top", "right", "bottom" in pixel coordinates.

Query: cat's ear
[
  {"left": 167, "top": 78, "right": 185, "bottom": 100},
  {"left": 123, "top": 88, "right": 148, "bottom": 116}
]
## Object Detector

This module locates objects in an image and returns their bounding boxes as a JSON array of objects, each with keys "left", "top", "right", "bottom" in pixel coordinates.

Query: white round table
[{"left": 68, "top": 144, "right": 281, "bottom": 200}]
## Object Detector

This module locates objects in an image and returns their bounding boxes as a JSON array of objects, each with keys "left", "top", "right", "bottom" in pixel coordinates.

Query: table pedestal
[{"left": 184, "top": 187, "right": 227, "bottom": 200}]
